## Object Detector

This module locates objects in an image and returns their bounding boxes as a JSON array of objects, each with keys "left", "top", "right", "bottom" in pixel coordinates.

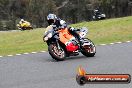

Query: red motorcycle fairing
[{"left": 66, "top": 42, "right": 79, "bottom": 52}]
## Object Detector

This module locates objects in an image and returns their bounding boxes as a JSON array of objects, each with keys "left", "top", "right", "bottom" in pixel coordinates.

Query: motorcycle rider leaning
[
  {"left": 19, "top": 19, "right": 27, "bottom": 25},
  {"left": 94, "top": 9, "right": 101, "bottom": 18},
  {"left": 46, "top": 14, "right": 83, "bottom": 45},
  {"left": 17, "top": 19, "right": 31, "bottom": 30}
]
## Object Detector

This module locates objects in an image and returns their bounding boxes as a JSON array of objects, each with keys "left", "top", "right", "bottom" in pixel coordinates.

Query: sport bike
[
  {"left": 43, "top": 25, "right": 96, "bottom": 61},
  {"left": 17, "top": 22, "right": 33, "bottom": 31}
]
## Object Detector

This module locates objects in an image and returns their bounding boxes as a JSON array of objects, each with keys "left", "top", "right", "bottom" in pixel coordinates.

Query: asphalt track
[{"left": 0, "top": 42, "right": 132, "bottom": 88}]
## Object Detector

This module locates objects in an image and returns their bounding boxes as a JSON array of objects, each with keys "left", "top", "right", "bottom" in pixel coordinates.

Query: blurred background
[{"left": 0, "top": 0, "right": 132, "bottom": 30}]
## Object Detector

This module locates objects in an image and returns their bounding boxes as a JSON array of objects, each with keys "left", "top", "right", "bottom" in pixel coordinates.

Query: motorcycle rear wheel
[{"left": 48, "top": 44, "right": 66, "bottom": 61}]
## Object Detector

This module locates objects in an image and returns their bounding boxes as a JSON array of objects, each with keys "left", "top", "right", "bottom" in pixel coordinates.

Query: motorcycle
[
  {"left": 93, "top": 10, "right": 106, "bottom": 20},
  {"left": 17, "top": 22, "right": 33, "bottom": 31},
  {"left": 43, "top": 25, "right": 96, "bottom": 61}
]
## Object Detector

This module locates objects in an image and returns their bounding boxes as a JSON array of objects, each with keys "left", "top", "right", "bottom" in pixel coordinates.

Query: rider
[
  {"left": 46, "top": 14, "right": 82, "bottom": 43},
  {"left": 47, "top": 14, "right": 67, "bottom": 29},
  {"left": 17, "top": 19, "right": 31, "bottom": 30},
  {"left": 19, "top": 19, "right": 26, "bottom": 24},
  {"left": 94, "top": 9, "right": 101, "bottom": 18}
]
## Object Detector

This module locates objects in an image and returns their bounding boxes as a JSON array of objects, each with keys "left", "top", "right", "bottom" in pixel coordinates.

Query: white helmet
[
  {"left": 47, "top": 14, "right": 57, "bottom": 25},
  {"left": 20, "top": 19, "right": 24, "bottom": 22},
  {"left": 47, "top": 14, "right": 57, "bottom": 20}
]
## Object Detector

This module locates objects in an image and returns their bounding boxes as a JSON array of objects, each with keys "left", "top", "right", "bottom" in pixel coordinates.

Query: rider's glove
[
  {"left": 69, "top": 27, "right": 75, "bottom": 31},
  {"left": 69, "top": 27, "right": 80, "bottom": 32}
]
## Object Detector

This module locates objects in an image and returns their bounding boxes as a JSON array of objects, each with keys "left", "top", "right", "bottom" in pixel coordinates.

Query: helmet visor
[{"left": 47, "top": 19, "right": 55, "bottom": 25}]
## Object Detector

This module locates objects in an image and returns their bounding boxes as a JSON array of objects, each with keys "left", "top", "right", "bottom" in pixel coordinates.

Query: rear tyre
[
  {"left": 48, "top": 44, "right": 66, "bottom": 61},
  {"left": 81, "top": 39, "right": 96, "bottom": 57}
]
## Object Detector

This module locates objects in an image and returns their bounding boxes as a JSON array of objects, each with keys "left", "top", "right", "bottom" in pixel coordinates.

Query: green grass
[
  {"left": 71, "top": 16, "right": 132, "bottom": 44},
  {"left": 0, "top": 16, "right": 132, "bottom": 56},
  {"left": 0, "top": 29, "right": 46, "bottom": 56}
]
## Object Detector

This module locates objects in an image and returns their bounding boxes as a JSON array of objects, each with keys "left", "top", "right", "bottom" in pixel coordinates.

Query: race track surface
[{"left": 0, "top": 42, "right": 132, "bottom": 88}]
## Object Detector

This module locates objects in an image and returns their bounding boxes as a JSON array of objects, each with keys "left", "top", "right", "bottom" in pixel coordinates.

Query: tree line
[{"left": 0, "top": 0, "right": 132, "bottom": 30}]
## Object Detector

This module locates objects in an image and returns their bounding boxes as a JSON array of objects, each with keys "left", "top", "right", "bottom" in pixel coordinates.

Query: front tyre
[
  {"left": 48, "top": 44, "right": 66, "bottom": 61},
  {"left": 81, "top": 39, "right": 96, "bottom": 57}
]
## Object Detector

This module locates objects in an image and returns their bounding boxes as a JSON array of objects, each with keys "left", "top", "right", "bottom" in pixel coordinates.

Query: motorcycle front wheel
[
  {"left": 48, "top": 44, "right": 66, "bottom": 61},
  {"left": 81, "top": 39, "right": 96, "bottom": 57}
]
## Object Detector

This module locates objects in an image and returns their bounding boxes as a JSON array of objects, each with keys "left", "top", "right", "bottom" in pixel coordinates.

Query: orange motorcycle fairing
[{"left": 58, "top": 28, "right": 79, "bottom": 52}]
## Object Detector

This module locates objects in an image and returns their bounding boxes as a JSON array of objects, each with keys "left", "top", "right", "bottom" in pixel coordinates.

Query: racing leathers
[{"left": 47, "top": 18, "right": 82, "bottom": 43}]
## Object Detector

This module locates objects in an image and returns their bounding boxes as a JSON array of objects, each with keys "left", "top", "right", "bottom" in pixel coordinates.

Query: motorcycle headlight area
[
  {"left": 44, "top": 33, "right": 52, "bottom": 41},
  {"left": 79, "top": 27, "right": 88, "bottom": 38},
  {"left": 79, "top": 32, "right": 86, "bottom": 38}
]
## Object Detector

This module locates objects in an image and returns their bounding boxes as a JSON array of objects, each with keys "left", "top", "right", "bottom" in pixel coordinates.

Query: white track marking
[
  {"left": 23, "top": 53, "right": 29, "bottom": 55},
  {"left": 126, "top": 41, "right": 131, "bottom": 43},
  {"left": 110, "top": 43, "right": 114, "bottom": 45},
  {"left": 116, "top": 42, "right": 122, "bottom": 44},
  {"left": 0, "top": 56, "right": 2, "bottom": 57},
  {"left": 40, "top": 51, "right": 46, "bottom": 53},
  {"left": 7, "top": 55, "right": 13, "bottom": 57},
  {"left": 31, "top": 52, "right": 37, "bottom": 54},
  {"left": 2, "top": 41, "right": 132, "bottom": 57},
  {"left": 16, "top": 54, "right": 21, "bottom": 56},
  {"left": 100, "top": 44, "right": 106, "bottom": 46}
]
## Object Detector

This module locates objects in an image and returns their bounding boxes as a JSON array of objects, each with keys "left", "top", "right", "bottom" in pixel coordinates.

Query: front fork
[{"left": 56, "top": 40, "right": 61, "bottom": 50}]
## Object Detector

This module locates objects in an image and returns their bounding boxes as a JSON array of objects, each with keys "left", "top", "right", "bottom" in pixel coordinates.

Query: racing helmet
[
  {"left": 47, "top": 14, "right": 57, "bottom": 25},
  {"left": 21, "top": 19, "right": 24, "bottom": 22},
  {"left": 20, "top": 19, "right": 25, "bottom": 23}
]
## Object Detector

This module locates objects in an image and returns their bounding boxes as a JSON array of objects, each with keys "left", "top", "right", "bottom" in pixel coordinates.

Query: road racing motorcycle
[
  {"left": 43, "top": 25, "right": 96, "bottom": 61},
  {"left": 93, "top": 13, "right": 106, "bottom": 20},
  {"left": 93, "top": 10, "right": 106, "bottom": 20},
  {"left": 17, "top": 21, "right": 33, "bottom": 31}
]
